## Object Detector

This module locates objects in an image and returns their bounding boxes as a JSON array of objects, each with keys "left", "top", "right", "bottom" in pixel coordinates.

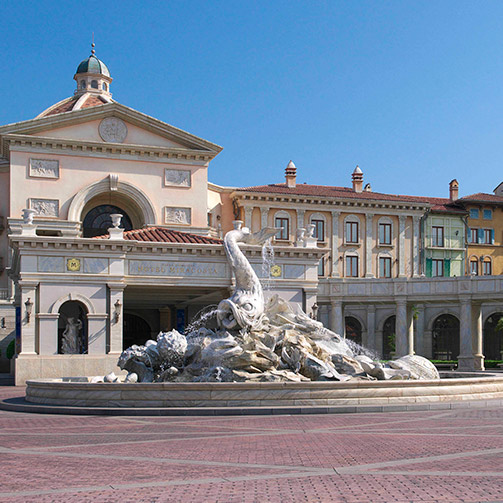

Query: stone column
[
  {"left": 395, "top": 299, "right": 408, "bottom": 357},
  {"left": 108, "top": 283, "right": 125, "bottom": 355},
  {"left": 472, "top": 302, "right": 484, "bottom": 370},
  {"left": 366, "top": 305, "right": 376, "bottom": 352},
  {"left": 415, "top": 304, "right": 425, "bottom": 355},
  {"left": 412, "top": 216, "right": 421, "bottom": 277},
  {"left": 244, "top": 207, "right": 253, "bottom": 230},
  {"left": 260, "top": 207, "right": 269, "bottom": 229},
  {"left": 365, "top": 213, "right": 374, "bottom": 277},
  {"left": 37, "top": 313, "right": 59, "bottom": 355},
  {"left": 423, "top": 330, "right": 433, "bottom": 359},
  {"left": 458, "top": 297, "right": 474, "bottom": 371},
  {"left": 331, "top": 211, "right": 340, "bottom": 277},
  {"left": 398, "top": 215, "right": 406, "bottom": 277},
  {"left": 88, "top": 314, "right": 109, "bottom": 354},
  {"left": 407, "top": 305, "right": 415, "bottom": 356},
  {"left": 330, "top": 300, "right": 344, "bottom": 337},
  {"left": 297, "top": 209, "right": 305, "bottom": 230},
  {"left": 19, "top": 281, "right": 38, "bottom": 355}
]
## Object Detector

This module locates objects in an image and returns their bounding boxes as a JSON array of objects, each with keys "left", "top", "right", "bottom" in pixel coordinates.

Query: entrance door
[
  {"left": 483, "top": 313, "right": 503, "bottom": 360},
  {"left": 123, "top": 313, "right": 152, "bottom": 349},
  {"left": 432, "top": 314, "right": 460, "bottom": 360}
]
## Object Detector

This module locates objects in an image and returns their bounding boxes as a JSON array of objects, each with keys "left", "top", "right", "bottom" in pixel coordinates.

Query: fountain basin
[{"left": 21, "top": 374, "right": 503, "bottom": 413}]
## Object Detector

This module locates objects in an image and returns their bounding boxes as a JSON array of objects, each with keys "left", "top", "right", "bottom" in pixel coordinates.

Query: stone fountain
[
  {"left": 18, "top": 222, "right": 503, "bottom": 414},
  {"left": 116, "top": 221, "right": 439, "bottom": 384}
]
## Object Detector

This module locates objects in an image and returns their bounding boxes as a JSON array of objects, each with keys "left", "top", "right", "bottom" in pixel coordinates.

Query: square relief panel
[
  {"left": 164, "top": 169, "right": 191, "bottom": 187},
  {"left": 29, "top": 198, "right": 59, "bottom": 217},
  {"left": 165, "top": 207, "right": 191, "bottom": 225},
  {"left": 29, "top": 159, "right": 59, "bottom": 179}
]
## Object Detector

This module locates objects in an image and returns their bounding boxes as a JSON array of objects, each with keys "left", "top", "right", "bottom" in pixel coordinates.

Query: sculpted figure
[
  {"left": 62, "top": 317, "right": 82, "bottom": 354},
  {"left": 217, "top": 221, "right": 278, "bottom": 331}
]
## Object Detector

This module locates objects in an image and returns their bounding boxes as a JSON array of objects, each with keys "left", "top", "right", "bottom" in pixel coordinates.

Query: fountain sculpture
[{"left": 117, "top": 222, "right": 439, "bottom": 383}]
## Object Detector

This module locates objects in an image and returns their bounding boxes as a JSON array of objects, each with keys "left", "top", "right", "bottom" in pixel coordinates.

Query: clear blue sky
[{"left": 3, "top": 1, "right": 503, "bottom": 198}]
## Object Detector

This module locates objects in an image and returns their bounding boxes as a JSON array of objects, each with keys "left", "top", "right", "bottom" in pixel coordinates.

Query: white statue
[{"left": 62, "top": 317, "right": 83, "bottom": 354}]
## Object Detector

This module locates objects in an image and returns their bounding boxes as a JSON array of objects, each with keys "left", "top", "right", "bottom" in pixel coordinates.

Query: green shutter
[
  {"left": 426, "top": 258, "right": 432, "bottom": 277},
  {"left": 444, "top": 258, "right": 451, "bottom": 277}
]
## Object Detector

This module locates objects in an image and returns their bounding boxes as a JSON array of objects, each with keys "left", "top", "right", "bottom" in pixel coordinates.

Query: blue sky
[{"left": 2, "top": 1, "right": 503, "bottom": 197}]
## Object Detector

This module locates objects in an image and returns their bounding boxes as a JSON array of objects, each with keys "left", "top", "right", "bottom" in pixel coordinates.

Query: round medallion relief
[{"left": 99, "top": 117, "right": 128, "bottom": 143}]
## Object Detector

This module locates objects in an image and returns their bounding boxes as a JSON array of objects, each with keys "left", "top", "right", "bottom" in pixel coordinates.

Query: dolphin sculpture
[{"left": 217, "top": 221, "right": 279, "bottom": 331}]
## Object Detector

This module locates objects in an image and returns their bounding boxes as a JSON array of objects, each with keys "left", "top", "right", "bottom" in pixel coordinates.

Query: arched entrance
[
  {"left": 123, "top": 313, "right": 152, "bottom": 350},
  {"left": 432, "top": 314, "right": 460, "bottom": 361},
  {"left": 484, "top": 312, "right": 503, "bottom": 360},
  {"left": 83, "top": 204, "right": 133, "bottom": 237},
  {"left": 345, "top": 316, "right": 362, "bottom": 346},
  {"left": 58, "top": 301, "right": 88, "bottom": 354},
  {"left": 382, "top": 315, "right": 396, "bottom": 360}
]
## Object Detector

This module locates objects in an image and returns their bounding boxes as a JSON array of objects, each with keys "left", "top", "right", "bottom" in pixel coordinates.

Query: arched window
[
  {"left": 103, "top": 82, "right": 108, "bottom": 91},
  {"left": 123, "top": 313, "right": 152, "bottom": 349},
  {"left": 310, "top": 213, "right": 326, "bottom": 241},
  {"left": 432, "top": 314, "right": 460, "bottom": 361},
  {"left": 469, "top": 256, "right": 479, "bottom": 275},
  {"left": 274, "top": 211, "right": 290, "bottom": 241},
  {"left": 483, "top": 257, "right": 492, "bottom": 276},
  {"left": 344, "top": 215, "right": 360, "bottom": 244},
  {"left": 91, "top": 80, "right": 98, "bottom": 89},
  {"left": 345, "top": 316, "right": 362, "bottom": 346},
  {"left": 382, "top": 315, "right": 396, "bottom": 360},
  {"left": 483, "top": 312, "right": 503, "bottom": 360},
  {"left": 80, "top": 80, "right": 86, "bottom": 89},
  {"left": 82, "top": 204, "right": 133, "bottom": 237},
  {"left": 58, "top": 301, "right": 88, "bottom": 354}
]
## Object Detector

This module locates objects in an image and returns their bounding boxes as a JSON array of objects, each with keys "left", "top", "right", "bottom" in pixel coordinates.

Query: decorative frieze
[
  {"left": 164, "top": 207, "right": 191, "bottom": 225},
  {"left": 29, "top": 159, "right": 59, "bottom": 179},
  {"left": 29, "top": 198, "right": 59, "bottom": 217},
  {"left": 164, "top": 169, "right": 191, "bottom": 187},
  {"left": 129, "top": 259, "right": 226, "bottom": 278}
]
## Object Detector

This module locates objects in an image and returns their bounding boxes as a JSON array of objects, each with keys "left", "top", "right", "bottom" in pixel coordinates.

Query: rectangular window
[
  {"left": 275, "top": 217, "right": 289, "bottom": 240},
  {"left": 468, "top": 228, "right": 478, "bottom": 243},
  {"left": 483, "top": 229, "right": 493, "bottom": 244},
  {"left": 483, "top": 209, "right": 492, "bottom": 220},
  {"left": 483, "top": 260, "right": 492, "bottom": 275},
  {"left": 346, "top": 221, "right": 359, "bottom": 243},
  {"left": 470, "top": 260, "right": 478, "bottom": 275},
  {"left": 345, "top": 255, "right": 358, "bottom": 277},
  {"left": 318, "top": 256, "right": 325, "bottom": 276},
  {"left": 432, "top": 259, "right": 444, "bottom": 277},
  {"left": 378, "top": 223, "right": 392, "bottom": 245},
  {"left": 470, "top": 209, "right": 479, "bottom": 219},
  {"left": 432, "top": 226, "right": 444, "bottom": 247},
  {"left": 312, "top": 219, "right": 325, "bottom": 241},
  {"left": 379, "top": 257, "right": 392, "bottom": 278}
]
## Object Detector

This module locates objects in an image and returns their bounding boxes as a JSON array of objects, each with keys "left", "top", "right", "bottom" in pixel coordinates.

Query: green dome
[{"left": 76, "top": 55, "right": 110, "bottom": 77}]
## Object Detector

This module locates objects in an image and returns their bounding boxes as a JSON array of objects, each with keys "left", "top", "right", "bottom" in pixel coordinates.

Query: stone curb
[{"left": 2, "top": 396, "right": 503, "bottom": 416}]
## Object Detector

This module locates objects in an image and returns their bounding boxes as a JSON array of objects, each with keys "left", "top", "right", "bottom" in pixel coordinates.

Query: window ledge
[{"left": 378, "top": 243, "right": 393, "bottom": 248}]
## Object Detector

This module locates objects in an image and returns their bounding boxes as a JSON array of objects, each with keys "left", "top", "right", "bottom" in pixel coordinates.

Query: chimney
[
  {"left": 449, "top": 179, "right": 459, "bottom": 201},
  {"left": 285, "top": 160, "right": 297, "bottom": 188},
  {"left": 352, "top": 165, "right": 363, "bottom": 193}
]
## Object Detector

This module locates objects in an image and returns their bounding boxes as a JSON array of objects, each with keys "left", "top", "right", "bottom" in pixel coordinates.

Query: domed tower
[{"left": 74, "top": 43, "right": 112, "bottom": 97}]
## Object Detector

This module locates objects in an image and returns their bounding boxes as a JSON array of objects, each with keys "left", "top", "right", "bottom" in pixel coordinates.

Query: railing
[{"left": 0, "top": 289, "right": 9, "bottom": 300}]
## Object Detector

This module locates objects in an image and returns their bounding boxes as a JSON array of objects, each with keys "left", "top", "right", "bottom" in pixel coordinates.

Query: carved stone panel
[
  {"left": 164, "top": 169, "right": 191, "bottom": 187},
  {"left": 165, "top": 207, "right": 191, "bottom": 225},
  {"left": 99, "top": 117, "right": 128, "bottom": 143},
  {"left": 29, "top": 198, "right": 59, "bottom": 217},
  {"left": 29, "top": 159, "right": 59, "bottom": 179}
]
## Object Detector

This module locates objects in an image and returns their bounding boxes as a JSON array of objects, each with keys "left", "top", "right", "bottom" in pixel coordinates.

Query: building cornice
[
  {"left": 232, "top": 191, "right": 430, "bottom": 213},
  {"left": 2, "top": 133, "right": 217, "bottom": 164}
]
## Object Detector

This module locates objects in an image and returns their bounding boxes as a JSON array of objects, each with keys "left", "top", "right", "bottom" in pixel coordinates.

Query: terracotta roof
[
  {"left": 38, "top": 94, "right": 108, "bottom": 118},
  {"left": 95, "top": 227, "right": 222, "bottom": 244},
  {"left": 237, "top": 183, "right": 465, "bottom": 211},
  {"left": 457, "top": 192, "right": 503, "bottom": 204}
]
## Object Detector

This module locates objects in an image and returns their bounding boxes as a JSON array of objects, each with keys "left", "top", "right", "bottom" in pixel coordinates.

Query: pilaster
[
  {"left": 365, "top": 213, "right": 374, "bottom": 277},
  {"left": 412, "top": 216, "right": 420, "bottom": 277},
  {"left": 398, "top": 215, "right": 406, "bottom": 277},
  {"left": 331, "top": 211, "right": 340, "bottom": 277}
]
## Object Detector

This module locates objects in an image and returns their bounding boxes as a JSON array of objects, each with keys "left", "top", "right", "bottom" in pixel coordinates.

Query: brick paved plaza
[{"left": 1, "top": 386, "right": 503, "bottom": 502}]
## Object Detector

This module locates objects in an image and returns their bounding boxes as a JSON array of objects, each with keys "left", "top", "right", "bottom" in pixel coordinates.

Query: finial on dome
[{"left": 91, "top": 33, "right": 95, "bottom": 55}]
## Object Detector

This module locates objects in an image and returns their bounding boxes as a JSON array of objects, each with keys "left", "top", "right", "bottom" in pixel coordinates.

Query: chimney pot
[
  {"left": 285, "top": 160, "right": 297, "bottom": 188},
  {"left": 449, "top": 179, "right": 459, "bottom": 201},
  {"left": 352, "top": 165, "right": 363, "bottom": 193}
]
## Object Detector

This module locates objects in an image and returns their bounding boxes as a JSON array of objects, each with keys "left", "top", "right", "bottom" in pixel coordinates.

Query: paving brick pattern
[{"left": 1, "top": 387, "right": 503, "bottom": 502}]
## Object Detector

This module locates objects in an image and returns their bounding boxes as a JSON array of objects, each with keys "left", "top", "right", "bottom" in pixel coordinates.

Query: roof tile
[{"left": 94, "top": 227, "right": 222, "bottom": 244}]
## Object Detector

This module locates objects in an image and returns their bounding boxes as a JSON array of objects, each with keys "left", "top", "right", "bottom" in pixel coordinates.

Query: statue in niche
[{"left": 62, "top": 317, "right": 83, "bottom": 354}]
